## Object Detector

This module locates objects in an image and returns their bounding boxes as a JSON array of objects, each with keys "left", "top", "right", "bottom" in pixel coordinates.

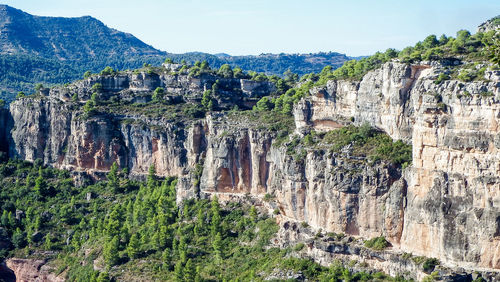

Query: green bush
[
  {"left": 364, "top": 236, "right": 388, "bottom": 250},
  {"left": 457, "top": 69, "right": 476, "bottom": 82},
  {"left": 422, "top": 258, "right": 439, "bottom": 272},
  {"left": 434, "top": 73, "right": 450, "bottom": 84},
  {"left": 100, "top": 66, "right": 116, "bottom": 76},
  {"left": 322, "top": 124, "right": 412, "bottom": 167},
  {"left": 293, "top": 242, "right": 305, "bottom": 251}
]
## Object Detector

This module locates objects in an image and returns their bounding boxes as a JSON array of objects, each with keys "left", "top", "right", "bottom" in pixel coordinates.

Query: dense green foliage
[
  {"left": 0, "top": 159, "right": 408, "bottom": 281},
  {"left": 286, "top": 124, "right": 412, "bottom": 168},
  {"left": 364, "top": 237, "right": 389, "bottom": 250},
  {"left": 422, "top": 258, "right": 440, "bottom": 273}
]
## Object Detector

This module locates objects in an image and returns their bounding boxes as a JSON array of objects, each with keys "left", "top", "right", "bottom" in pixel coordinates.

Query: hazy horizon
[{"left": 1, "top": 0, "right": 499, "bottom": 57}]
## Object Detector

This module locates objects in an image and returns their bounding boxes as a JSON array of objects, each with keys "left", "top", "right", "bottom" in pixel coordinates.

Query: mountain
[
  {"left": 0, "top": 5, "right": 353, "bottom": 103},
  {"left": 0, "top": 5, "right": 164, "bottom": 59}
]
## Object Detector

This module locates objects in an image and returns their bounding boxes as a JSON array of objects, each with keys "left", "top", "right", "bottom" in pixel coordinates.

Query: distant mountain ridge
[
  {"left": 0, "top": 5, "right": 164, "bottom": 59},
  {"left": 0, "top": 4, "right": 353, "bottom": 102}
]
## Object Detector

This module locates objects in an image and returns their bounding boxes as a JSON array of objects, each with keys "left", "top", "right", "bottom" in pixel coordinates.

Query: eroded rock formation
[{"left": 5, "top": 258, "right": 63, "bottom": 282}]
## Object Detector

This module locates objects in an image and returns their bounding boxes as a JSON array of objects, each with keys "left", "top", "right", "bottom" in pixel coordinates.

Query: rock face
[
  {"left": 7, "top": 68, "right": 274, "bottom": 179},
  {"left": 50, "top": 68, "right": 275, "bottom": 109},
  {"left": 295, "top": 62, "right": 500, "bottom": 270},
  {"left": 5, "top": 258, "right": 63, "bottom": 282},
  {"left": 3, "top": 61, "right": 500, "bottom": 277},
  {"left": 478, "top": 16, "right": 500, "bottom": 33}
]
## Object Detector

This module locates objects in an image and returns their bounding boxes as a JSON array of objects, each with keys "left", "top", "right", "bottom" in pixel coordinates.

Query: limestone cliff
[
  {"left": 3, "top": 59, "right": 500, "bottom": 279},
  {"left": 295, "top": 61, "right": 500, "bottom": 271}
]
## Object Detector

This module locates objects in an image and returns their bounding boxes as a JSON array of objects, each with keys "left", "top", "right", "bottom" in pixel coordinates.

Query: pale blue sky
[{"left": 1, "top": 0, "right": 499, "bottom": 56}]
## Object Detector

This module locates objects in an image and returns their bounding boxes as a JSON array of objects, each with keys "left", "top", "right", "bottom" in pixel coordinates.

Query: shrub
[
  {"left": 293, "top": 243, "right": 305, "bottom": 251},
  {"left": 83, "top": 71, "right": 92, "bottom": 79},
  {"left": 100, "top": 66, "right": 116, "bottom": 76},
  {"left": 217, "top": 64, "right": 233, "bottom": 78},
  {"left": 255, "top": 97, "right": 273, "bottom": 112},
  {"left": 34, "top": 83, "right": 44, "bottom": 92},
  {"left": 480, "top": 91, "right": 494, "bottom": 97},
  {"left": 434, "top": 73, "right": 450, "bottom": 84},
  {"left": 437, "top": 102, "right": 447, "bottom": 111},
  {"left": 364, "top": 236, "right": 388, "bottom": 250},
  {"left": 183, "top": 104, "right": 205, "bottom": 119},
  {"left": 152, "top": 87, "right": 165, "bottom": 102},
  {"left": 422, "top": 258, "right": 439, "bottom": 272},
  {"left": 91, "top": 83, "right": 102, "bottom": 92},
  {"left": 457, "top": 69, "right": 476, "bottom": 82}
]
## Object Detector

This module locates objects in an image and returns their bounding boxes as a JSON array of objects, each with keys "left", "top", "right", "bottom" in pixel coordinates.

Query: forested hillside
[{"left": 0, "top": 159, "right": 406, "bottom": 281}]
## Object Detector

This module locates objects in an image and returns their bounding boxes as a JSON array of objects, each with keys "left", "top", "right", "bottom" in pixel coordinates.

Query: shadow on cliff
[
  {"left": 0, "top": 261, "right": 15, "bottom": 282},
  {"left": 0, "top": 109, "right": 12, "bottom": 158}
]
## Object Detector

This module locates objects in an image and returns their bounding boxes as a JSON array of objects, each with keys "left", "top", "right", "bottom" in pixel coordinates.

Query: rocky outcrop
[
  {"left": 50, "top": 67, "right": 275, "bottom": 109},
  {"left": 5, "top": 258, "right": 63, "bottom": 282},
  {"left": 294, "top": 62, "right": 423, "bottom": 142},
  {"left": 7, "top": 66, "right": 274, "bottom": 179},
  {"left": 402, "top": 72, "right": 500, "bottom": 270},
  {"left": 295, "top": 61, "right": 500, "bottom": 271},
  {"left": 196, "top": 116, "right": 406, "bottom": 242},
  {"left": 478, "top": 16, "right": 500, "bottom": 33},
  {"left": 8, "top": 97, "right": 189, "bottom": 180}
]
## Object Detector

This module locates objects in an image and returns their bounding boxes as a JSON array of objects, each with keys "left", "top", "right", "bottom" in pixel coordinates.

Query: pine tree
[
  {"left": 249, "top": 206, "right": 257, "bottom": 223},
  {"left": 158, "top": 225, "right": 168, "bottom": 248},
  {"left": 196, "top": 207, "right": 204, "bottom": 228},
  {"left": 44, "top": 233, "right": 52, "bottom": 250},
  {"left": 7, "top": 211, "right": 15, "bottom": 228},
  {"left": 1, "top": 210, "right": 8, "bottom": 227},
  {"left": 33, "top": 167, "right": 47, "bottom": 197},
  {"left": 70, "top": 196, "right": 76, "bottom": 209},
  {"left": 212, "top": 232, "right": 223, "bottom": 263},
  {"left": 147, "top": 164, "right": 156, "bottom": 190},
  {"left": 194, "top": 266, "right": 202, "bottom": 282},
  {"left": 127, "top": 233, "right": 140, "bottom": 259},
  {"left": 184, "top": 259, "right": 195, "bottom": 281},
  {"left": 183, "top": 205, "right": 189, "bottom": 219},
  {"left": 33, "top": 216, "right": 41, "bottom": 231},
  {"left": 71, "top": 231, "right": 81, "bottom": 251},
  {"left": 105, "top": 205, "right": 123, "bottom": 237},
  {"left": 178, "top": 236, "right": 187, "bottom": 264},
  {"left": 103, "top": 235, "right": 120, "bottom": 266},
  {"left": 96, "top": 272, "right": 110, "bottom": 282},
  {"left": 174, "top": 260, "right": 183, "bottom": 282},
  {"left": 211, "top": 196, "right": 221, "bottom": 236},
  {"left": 161, "top": 248, "right": 171, "bottom": 271},
  {"left": 107, "top": 162, "right": 120, "bottom": 192},
  {"left": 12, "top": 227, "right": 26, "bottom": 248}
]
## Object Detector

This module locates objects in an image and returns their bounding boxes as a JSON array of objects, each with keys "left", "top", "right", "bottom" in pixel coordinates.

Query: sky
[{"left": 1, "top": 0, "right": 499, "bottom": 57}]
